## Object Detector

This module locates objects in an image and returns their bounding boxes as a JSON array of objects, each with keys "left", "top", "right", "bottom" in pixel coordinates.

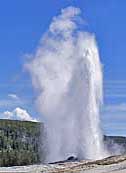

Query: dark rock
[
  {"left": 67, "top": 156, "right": 78, "bottom": 161},
  {"left": 49, "top": 156, "right": 78, "bottom": 164}
]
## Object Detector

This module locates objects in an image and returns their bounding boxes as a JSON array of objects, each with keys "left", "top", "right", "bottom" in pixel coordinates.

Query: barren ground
[{"left": 0, "top": 155, "right": 126, "bottom": 173}]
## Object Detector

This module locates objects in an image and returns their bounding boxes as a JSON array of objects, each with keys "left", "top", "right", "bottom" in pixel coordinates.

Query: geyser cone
[{"left": 27, "top": 6, "right": 108, "bottom": 162}]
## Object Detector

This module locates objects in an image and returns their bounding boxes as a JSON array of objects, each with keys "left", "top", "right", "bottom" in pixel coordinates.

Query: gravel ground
[{"left": 0, "top": 155, "right": 126, "bottom": 173}]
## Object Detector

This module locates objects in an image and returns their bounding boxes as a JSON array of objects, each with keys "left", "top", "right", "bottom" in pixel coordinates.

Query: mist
[{"left": 27, "top": 6, "right": 108, "bottom": 162}]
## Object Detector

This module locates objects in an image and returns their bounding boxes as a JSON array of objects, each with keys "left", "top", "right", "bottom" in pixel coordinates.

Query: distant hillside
[
  {"left": 104, "top": 135, "right": 126, "bottom": 155},
  {"left": 0, "top": 119, "right": 42, "bottom": 166},
  {"left": 104, "top": 135, "right": 126, "bottom": 147},
  {"left": 0, "top": 119, "right": 125, "bottom": 166}
]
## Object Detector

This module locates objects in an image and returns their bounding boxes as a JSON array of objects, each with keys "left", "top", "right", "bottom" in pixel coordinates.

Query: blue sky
[{"left": 0, "top": 0, "right": 126, "bottom": 136}]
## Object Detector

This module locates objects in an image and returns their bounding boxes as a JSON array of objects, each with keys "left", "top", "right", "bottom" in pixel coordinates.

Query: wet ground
[{"left": 0, "top": 155, "right": 126, "bottom": 173}]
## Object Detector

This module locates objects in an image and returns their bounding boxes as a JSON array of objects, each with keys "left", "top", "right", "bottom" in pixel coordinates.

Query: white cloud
[
  {"left": 105, "top": 94, "right": 126, "bottom": 98},
  {"left": 105, "top": 80, "right": 126, "bottom": 85},
  {"left": 3, "top": 111, "right": 13, "bottom": 119},
  {"left": 8, "top": 94, "right": 19, "bottom": 100},
  {"left": 104, "top": 80, "right": 126, "bottom": 98},
  {"left": 104, "top": 103, "right": 126, "bottom": 112},
  {"left": 102, "top": 103, "right": 126, "bottom": 136},
  {"left": 3, "top": 107, "right": 38, "bottom": 122}
]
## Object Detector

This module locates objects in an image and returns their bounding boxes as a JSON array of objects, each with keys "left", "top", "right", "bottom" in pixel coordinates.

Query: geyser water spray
[{"left": 27, "top": 6, "right": 108, "bottom": 162}]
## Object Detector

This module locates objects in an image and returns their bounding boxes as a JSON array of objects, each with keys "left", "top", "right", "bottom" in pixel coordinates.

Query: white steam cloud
[{"left": 27, "top": 6, "right": 108, "bottom": 162}]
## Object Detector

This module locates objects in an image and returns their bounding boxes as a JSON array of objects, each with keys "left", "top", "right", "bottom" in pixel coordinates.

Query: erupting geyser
[{"left": 27, "top": 6, "right": 108, "bottom": 162}]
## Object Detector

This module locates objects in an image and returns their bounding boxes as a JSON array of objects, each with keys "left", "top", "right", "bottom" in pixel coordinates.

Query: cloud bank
[{"left": 3, "top": 107, "right": 37, "bottom": 122}]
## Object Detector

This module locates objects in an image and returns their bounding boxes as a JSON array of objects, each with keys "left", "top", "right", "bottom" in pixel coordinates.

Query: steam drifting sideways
[{"left": 27, "top": 6, "right": 108, "bottom": 162}]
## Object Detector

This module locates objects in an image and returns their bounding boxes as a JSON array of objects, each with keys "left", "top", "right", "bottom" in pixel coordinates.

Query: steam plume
[{"left": 27, "top": 6, "right": 107, "bottom": 162}]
